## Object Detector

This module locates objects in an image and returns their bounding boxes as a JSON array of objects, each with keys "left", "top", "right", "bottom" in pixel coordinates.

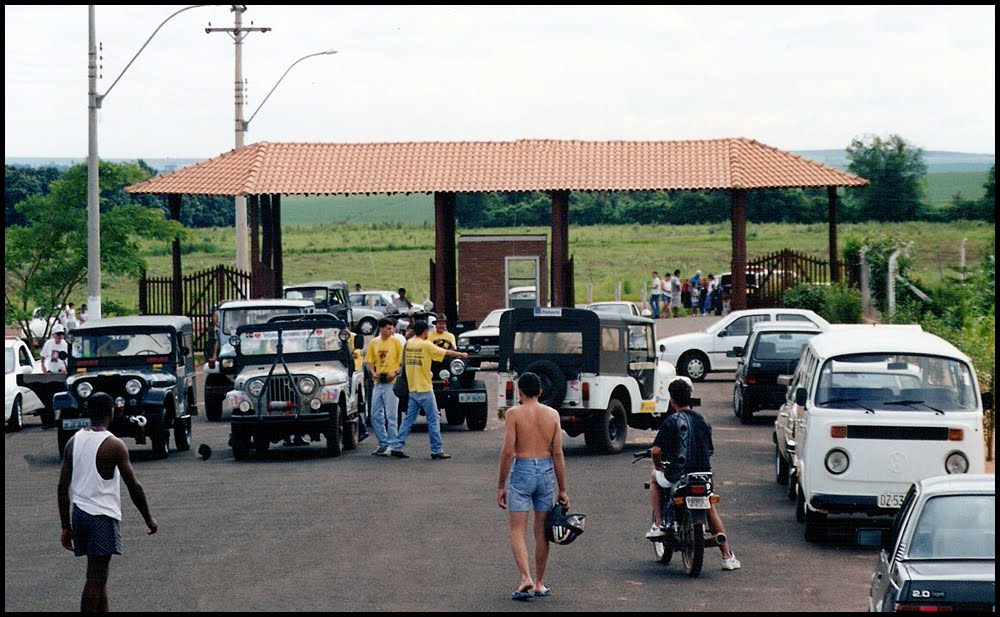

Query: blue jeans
[
  {"left": 369, "top": 382, "right": 398, "bottom": 448},
  {"left": 508, "top": 457, "right": 555, "bottom": 512},
  {"left": 392, "top": 390, "right": 444, "bottom": 455},
  {"left": 649, "top": 293, "right": 660, "bottom": 318}
]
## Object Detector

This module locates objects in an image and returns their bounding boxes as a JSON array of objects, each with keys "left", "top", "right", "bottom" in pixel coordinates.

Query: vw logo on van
[{"left": 887, "top": 451, "right": 907, "bottom": 474}]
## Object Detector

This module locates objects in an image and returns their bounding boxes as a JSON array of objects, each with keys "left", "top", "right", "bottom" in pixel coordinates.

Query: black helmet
[{"left": 545, "top": 503, "right": 586, "bottom": 545}]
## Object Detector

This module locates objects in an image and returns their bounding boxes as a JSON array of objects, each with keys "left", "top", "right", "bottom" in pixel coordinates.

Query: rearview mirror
[
  {"left": 795, "top": 387, "right": 808, "bottom": 407},
  {"left": 726, "top": 346, "right": 743, "bottom": 358},
  {"left": 717, "top": 329, "right": 728, "bottom": 337}
]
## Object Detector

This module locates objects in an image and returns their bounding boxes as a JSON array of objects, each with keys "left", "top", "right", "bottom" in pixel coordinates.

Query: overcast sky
[{"left": 4, "top": 5, "right": 995, "bottom": 160}]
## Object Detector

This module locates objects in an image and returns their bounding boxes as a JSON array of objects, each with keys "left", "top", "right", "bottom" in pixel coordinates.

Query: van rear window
[{"left": 513, "top": 331, "right": 583, "bottom": 354}]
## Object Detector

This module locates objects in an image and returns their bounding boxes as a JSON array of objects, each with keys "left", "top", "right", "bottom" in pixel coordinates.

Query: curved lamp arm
[{"left": 244, "top": 49, "right": 337, "bottom": 130}]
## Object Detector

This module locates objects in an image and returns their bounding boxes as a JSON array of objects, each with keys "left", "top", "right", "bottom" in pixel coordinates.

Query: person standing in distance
[
  {"left": 365, "top": 317, "right": 404, "bottom": 456},
  {"left": 388, "top": 320, "right": 467, "bottom": 460},
  {"left": 429, "top": 313, "right": 456, "bottom": 350},
  {"left": 648, "top": 271, "right": 662, "bottom": 319},
  {"left": 497, "top": 372, "right": 569, "bottom": 600},
  {"left": 57, "top": 392, "right": 158, "bottom": 612},
  {"left": 41, "top": 323, "right": 69, "bottom": 373}
]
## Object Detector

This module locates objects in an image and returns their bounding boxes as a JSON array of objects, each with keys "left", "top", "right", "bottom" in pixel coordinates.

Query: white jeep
[{"left": 496, "top": 307, "right": 677, "bottom": 454}]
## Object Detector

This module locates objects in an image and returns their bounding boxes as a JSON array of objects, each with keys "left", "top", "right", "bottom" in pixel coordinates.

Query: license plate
[
  {"left": 685, "top": 496, "right": 711, "bottom": 509},
  {"left": 458, "top": 392, "right": 486, "bottom": 403},
  {"left": 62, "top": 418, "right": 91, "bottom": 430},
  {"left": 878, "top": 493, "right": 905, "bottom": 509}
]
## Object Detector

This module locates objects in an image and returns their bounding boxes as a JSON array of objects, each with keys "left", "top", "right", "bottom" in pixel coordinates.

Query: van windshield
[{"left": 815, "top": 353, "right": 977, "bottom": 411}]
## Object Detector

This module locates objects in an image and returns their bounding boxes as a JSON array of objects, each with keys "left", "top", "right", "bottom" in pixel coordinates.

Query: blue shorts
[
  {"left": 508, "top": 457, "right": 555, "bottom": 512},
  {"left": 72, "top": 504, "right": 122, "bottom": 557}
]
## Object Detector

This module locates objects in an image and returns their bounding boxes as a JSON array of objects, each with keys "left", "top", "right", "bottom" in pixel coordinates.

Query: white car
[
  {"left": 350, "top": 290, "right": 398, "bottom": 315},
  {"left": 5, "top": 337, "right": 45, "bottom": 431},
  {"left": 657, "top": 308, "right": 830, "bottom": 381},
  {"left": 584, "top": 301, "right": 650, "bottom": 318},
  {"left": 456, "top": 308, "right": 509, "bottom": 367}
]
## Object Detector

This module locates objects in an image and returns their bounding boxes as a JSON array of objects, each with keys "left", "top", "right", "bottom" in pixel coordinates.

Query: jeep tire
[
  {"left": 585, "top": 398, "right": 628, "bottom": 454},
  {"left": 466, "top": 403, "right": 488, "bottom": 431},
  {"left": 174, "top": 416, "right": 192, "bottom": 452},
  {"left": 342, "top": 407, "right": 359, "bottom": 451},
  {"left": 445, "top": 407, "right": 466, "bottom": 426},
  {"left": 325, "top": 408, "right": 343, "bottom": 457},
  {"left": 232, "top": 431, "right": 251, "bottom": 460},
  {"left": 524, "top": 360, "right": 567, "bottom": 408}
]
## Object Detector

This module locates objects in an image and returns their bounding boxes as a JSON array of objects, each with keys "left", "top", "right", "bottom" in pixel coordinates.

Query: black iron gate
[
  {"left": 138, "top": 265, "right": 251, "bottom": 350},
  {"left": 745, "top": 249, "right": 844, "bottom": 308}
]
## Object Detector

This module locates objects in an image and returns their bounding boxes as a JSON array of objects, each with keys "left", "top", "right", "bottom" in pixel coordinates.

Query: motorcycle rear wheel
[{"left": 680, "top": 510, "right": 705, "bottom": 578}]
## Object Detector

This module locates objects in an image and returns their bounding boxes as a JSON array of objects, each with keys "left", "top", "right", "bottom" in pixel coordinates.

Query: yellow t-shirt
[
  {"left": 404, "top": 337, "right": 447, "bottom": 393},
  {"left": 430, "top": 330, "right": 457, "bottom": 350},
  {"left": 365, "top": 335, "right": 404, "bottom": 381}
]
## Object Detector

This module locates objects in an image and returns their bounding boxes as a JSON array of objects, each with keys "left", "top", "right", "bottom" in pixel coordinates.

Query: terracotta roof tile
[{"left": 125, "top": 138, "right": 867, "bottom": 196}]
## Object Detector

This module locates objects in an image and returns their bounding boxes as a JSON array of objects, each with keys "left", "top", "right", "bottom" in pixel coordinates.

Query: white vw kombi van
[{"left": 785, "top": 327, "right": 989, "bottom": 542}]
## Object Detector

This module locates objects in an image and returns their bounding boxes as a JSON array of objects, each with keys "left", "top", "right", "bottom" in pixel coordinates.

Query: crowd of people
[{"left": 647, "top": 269, "right": 730, "bottom": 318}]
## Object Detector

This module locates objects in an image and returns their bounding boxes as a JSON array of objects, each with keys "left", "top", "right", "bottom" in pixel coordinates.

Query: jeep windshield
[
  {"left": 815, "top": 353, "right": 977, "bottom": 412},
  {"left": 238, "top": 326, "right": 344, "bottom": 357},
  {"left": 72, "top": 332, "right": 174, "bottom": 359},
  {"left": 221, "top": 307, "right": 306, "bottom": 335}
]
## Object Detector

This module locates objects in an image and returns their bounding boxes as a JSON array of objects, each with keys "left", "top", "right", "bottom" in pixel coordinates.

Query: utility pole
[
  {"left": 206, "top": 5, "right": 269, "bottom": 275},
  {"left": 87, "top": 6, "right": 101, "bottom": 319}
]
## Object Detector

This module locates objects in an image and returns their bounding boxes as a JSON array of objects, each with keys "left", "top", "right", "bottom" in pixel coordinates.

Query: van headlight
[
  {"left": 77, "top": 382, "right": 93, "bottom": 398},
  {"left": 449, "top": 358, "right": 466, "bottom": 375},
  {"left": 824, "top": 449, "right": 849, "bottom": 475},
  {"left": 246, "top": 379, "right": 265, "bottom": 398},
  {"left": 125, "top": 379, "right": 142, "bottom": 395},
  {"left": 945, "top": 452, "right": 969, "bottom": 474}
]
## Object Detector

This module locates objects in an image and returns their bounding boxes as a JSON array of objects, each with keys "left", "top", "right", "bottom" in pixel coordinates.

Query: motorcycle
[{"left": 633, "top": 449, "right": 726, "bottom": 578}]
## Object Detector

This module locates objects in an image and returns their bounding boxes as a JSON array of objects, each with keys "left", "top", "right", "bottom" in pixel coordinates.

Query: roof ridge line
[{"left": 242, "top": 142, "right": 269, "bottom": 195}]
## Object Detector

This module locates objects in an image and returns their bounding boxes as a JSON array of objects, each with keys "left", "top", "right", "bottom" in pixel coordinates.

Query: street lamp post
[
  {"left": 243, "top": 50, "right": 338, "bottom": 131},
  {"left": 86, "top": 4, "right": 209, "bottom": 320}
]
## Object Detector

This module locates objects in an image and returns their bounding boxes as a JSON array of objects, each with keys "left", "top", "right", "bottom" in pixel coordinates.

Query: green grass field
[{"left": 105, "top": 220, "right": 993, "bottom": 314}]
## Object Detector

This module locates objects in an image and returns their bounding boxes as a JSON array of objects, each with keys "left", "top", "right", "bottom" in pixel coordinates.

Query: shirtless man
[
  {"left": 496, "top": 372, "right": 569, "bottom": 601},
  {"left": 57, "top": 392, "right": 157, "bottom": 612}
]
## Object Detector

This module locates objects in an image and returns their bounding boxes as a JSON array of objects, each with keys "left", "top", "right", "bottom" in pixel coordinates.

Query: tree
[
  {"left": 4, "top": 161, "right": 185, "bottom": 348},
  {"left": 4, "top": 165, "right": 63, "bottom": 227},
  {"left": 845, "top": 134, "right": 928, "bottom": 222}
]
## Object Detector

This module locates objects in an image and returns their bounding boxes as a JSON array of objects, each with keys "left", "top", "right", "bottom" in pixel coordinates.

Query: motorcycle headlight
[
  {"left": 945, "top": 452, "right": 969, "bottom": 474},
  {"left": 77, "top": 382, "right": 93, "bottom": 398},
  {"left": 246, "top": 379, "right": 265, "bottom": 398},
  {"left": 824, "top": 449, "right": 849, "bottom": 475},
  {"left": 449, "top": 358, "right": 466, "bottom": 375},
  {"left": 438, "top": 369, "right": 451, "bottom": 380},
  {"left": 298, "top": 376, "right": 317, "bottom": 395},
  {"left": 125, "top": 379, "right": 142, "bottom": 395}
]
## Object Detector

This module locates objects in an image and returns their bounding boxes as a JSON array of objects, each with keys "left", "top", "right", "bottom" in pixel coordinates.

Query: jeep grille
[{"left": 263, "top": 376, "right": 300, "bottom": 414}]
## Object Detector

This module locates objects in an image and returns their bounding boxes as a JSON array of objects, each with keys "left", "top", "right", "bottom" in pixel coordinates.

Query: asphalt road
[{"left": 5, "top": 315, "right": 889, "bottom": 612}]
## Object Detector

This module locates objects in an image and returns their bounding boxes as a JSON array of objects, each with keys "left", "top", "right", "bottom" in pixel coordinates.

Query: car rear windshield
[
  {"left": 753, "top": 332, "right": 817, "bottom": 361},
  {"left": 907, "top": 494, "right": 995, "bottom": 559},
  {"left": 513, "top": 331, "right": 583, "bottom": 354},
  {"left": 815, "top": 353, "right": 977, "bottom": 411}
]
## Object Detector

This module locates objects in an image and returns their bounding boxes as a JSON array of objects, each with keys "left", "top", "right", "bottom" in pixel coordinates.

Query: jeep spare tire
[{"left": 523, "top": 360, "right": 567, "bottom": 408}]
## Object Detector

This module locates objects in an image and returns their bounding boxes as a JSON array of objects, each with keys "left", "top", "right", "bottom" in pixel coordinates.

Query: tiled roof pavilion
[
  {"left": 126, "top": 138, "right": 866, "bottom": 196},
  {"left": 125, "top": 138, "right": 868, "bottom": 320}
]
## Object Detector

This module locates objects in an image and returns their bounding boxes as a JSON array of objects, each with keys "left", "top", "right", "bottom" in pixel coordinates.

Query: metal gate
[
  {"left": 745, "top": 250, "right": 843, "bottom": 308},
  {"left": 138, "top": 265, "right": 251, "bottom": 350}
]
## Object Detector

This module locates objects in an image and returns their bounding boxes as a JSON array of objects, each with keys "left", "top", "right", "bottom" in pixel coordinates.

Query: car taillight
[
  {"left": 745, "top": 376, "right": 757, "bottom": 385},
  {"left": 582, "top": 382, "right": 590, "bottom": 406},
  {"left": 894, "top": 604, "right": 953, "bottom": 612}
]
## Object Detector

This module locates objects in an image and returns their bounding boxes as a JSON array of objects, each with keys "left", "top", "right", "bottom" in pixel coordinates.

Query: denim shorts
[
  {"left": 72, "top": 504, "right": 122, "bottom": 557},
  {"left": 508, "top": 457, "right": 555, "bottom": 512}
]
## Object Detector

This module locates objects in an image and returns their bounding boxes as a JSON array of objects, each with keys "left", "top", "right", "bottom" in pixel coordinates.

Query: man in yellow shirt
[
  {"left": 389, "top": 320, "right": 468, "bottom": 460},
  {"left": 430, "top": 313, "right": 457, "bottom": 350},
  {"left": 364, "top": 318, "right": 404, "bottom": 456}
]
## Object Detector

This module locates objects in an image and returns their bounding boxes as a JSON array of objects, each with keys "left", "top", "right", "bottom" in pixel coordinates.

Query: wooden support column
[
  {"left": 168, "top": 193, "right": 183, "bottom": 315},
  {"left": 550, "top": 190, "right": 570, "bottom": 307},
  {"left": 433, "top": 192, "right": 458, "bottom": 323},
  {"left": 731, "top": 189, "right": 748, "bottom": 311},
  {"left": 260, "top": 194, "right": 272, "bottom": 298},
  {"left": 828, "top": 186, "right": 840, "bottom": 282},
  {"left": 272, "top": 194, "right": 283, "bottom": 294},
  {"left": 248, "top": 195, "right": 261, "bottom": 297}
]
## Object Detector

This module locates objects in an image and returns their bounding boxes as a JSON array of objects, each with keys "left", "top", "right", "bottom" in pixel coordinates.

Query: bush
[
  {"left": 783, "top": 284, "right": 826, "bottom": 314},
  {"left": 783, "top": 283, "right": 862, "bottom": 324}
]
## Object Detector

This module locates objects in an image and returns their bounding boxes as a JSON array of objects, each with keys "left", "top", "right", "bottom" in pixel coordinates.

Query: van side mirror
[
  {"left": 982, "top": 392, "right": 993, "bottom": 411},
  {"left": 795, "top": 387, "right": 807, "bottom": 406},
  {"left": 726, "top": 346, "right": 743, "bottom": 358}
]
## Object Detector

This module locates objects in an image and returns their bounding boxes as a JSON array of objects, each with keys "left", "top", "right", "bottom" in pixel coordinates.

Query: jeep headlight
[
  {"left": 125, "top": 379, "right": 142, "bottom": 395},
  {"left": 246, "top": 379, "right": 265, "bottom": 398},
  {"left": 438, "top": 369, "right": 451, "bottom": 380},
  {"left": 824, "top": 449, "right": 849, "bottom": 475},
  {"left": 298, "top": 376, "right": 317, "bottom": 395},
  {"left": 945, "top": 452, "right": 969, "bottom": 474},
  {"left": 449, "top": 358, "right": 466, "bottom": 375},
  {"left": 77, "top": 382, "right": 93, "bottom": 398}
]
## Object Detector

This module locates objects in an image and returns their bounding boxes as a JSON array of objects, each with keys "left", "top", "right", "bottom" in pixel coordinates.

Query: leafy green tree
[
  {"left": 4, "top": 161, "right": 185, "bottom": 347},
  {"left": 4, "top": 165, "right": 63, "bottom": 227},
  {"left": 845, "top": 134, "right": 928, "bottom": 222}
]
